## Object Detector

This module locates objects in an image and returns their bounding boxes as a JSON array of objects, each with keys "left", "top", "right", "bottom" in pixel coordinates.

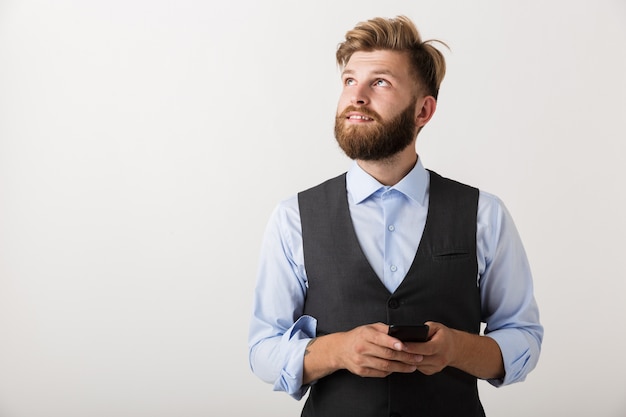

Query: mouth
[{"left": 345, "top": 112, "right": 376, "bottom": 122}]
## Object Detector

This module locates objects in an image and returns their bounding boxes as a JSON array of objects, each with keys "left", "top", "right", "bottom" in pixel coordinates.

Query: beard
[{"left": 334, "top": 101, "right": 417, "bottom": 161}]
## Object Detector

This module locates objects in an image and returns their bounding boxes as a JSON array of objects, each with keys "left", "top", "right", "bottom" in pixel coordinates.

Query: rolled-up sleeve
[
  {"left": 477, "top": 192, "right": 544, "bottom": 386},
  {"left": 248, "top": 198, "right": 316, "bottom": 399}
]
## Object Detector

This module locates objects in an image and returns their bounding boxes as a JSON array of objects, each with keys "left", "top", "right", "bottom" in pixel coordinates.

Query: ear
[{"left": 414, "top": 96, "right": 437, "bottom": 128}]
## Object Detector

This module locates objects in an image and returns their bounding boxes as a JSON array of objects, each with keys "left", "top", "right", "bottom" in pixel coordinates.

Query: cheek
[
  {"left": 336, "top": 99, "right": 349, "bottom": 116},
  {"left": 337, "top": 92, "right": 350, "bottom": 108}
]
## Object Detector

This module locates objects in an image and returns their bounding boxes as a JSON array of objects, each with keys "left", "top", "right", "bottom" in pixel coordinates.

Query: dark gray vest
[{"left": 297, "top": 170, "right": 484, "bottom": 417}]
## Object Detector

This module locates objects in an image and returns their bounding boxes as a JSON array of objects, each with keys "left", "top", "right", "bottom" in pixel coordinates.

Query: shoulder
[
  {"left": 477, "top": 189, "right": 510, "bottom": 222},
  {"left": 428, "top": 170, "right": 479, "bottom": 199},
  {"left": 478, "top": 189, "right": 505, "bottom": 213},
  {"left": 476, "top": 189, "right": 519, "bottom": 246},
  {"left": 298, "top": 173, "right": 347, "bottom": 197},
  {"left": 272, "top": 173, "right": 348, "bottom": 225},
  {"left": 271, "top": 194, "right": 301, "bottom": 229}
]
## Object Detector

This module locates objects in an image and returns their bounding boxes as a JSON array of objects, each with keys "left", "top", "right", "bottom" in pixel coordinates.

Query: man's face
[{"left": 334, "top": 50, "right": 421, "bottom": 161}]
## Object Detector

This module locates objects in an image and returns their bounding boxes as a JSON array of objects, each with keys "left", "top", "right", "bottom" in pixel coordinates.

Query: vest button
[{"left": 388, "top": 298, "right": 400, "bottom": 309}]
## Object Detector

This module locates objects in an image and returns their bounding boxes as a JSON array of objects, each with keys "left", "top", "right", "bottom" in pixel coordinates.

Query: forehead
[{"left": 343, "top": 50, "right": 413, "bottom": 79}]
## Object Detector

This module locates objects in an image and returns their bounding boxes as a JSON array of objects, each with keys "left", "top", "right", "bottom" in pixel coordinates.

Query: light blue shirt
[{"left": 249, "top": 158, "right": 543, "bottom": 400}]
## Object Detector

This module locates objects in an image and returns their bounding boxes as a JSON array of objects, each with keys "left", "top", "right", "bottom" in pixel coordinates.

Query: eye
[
  {"left": 344, "top": 78, "right": 356, "bottom": 86},
  {"left": 373, "top": 79, "right": 389, "bottom": 87}
]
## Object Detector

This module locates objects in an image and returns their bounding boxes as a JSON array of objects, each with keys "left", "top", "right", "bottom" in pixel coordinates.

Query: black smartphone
[{"left": 388, "top": 324, "right": 430, "bottom": 342}]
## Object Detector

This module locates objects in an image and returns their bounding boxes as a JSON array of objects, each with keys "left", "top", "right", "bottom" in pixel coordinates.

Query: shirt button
[
  {"left": 390, "top": 265, "right": 397, "bottom": 272},
  {"left": 388, "top": 299, "right": 399, "bottom": 309},
  {"left": 388, "top": 225, "right": 395, "bottom": 231}
]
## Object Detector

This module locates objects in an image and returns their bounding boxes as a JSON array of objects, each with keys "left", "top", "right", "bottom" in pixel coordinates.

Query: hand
[
  {"left": 303, "top": 322, "right": 424, "bottom": 383},
  {"left": 335, "top": 322, "right": 424, "bottom": 378},
  {"left": 397, "top": 321, "right": 505, "bottom": 379},
  {"left": 398, "top": 321, "right": 458, "bottom": 375}
]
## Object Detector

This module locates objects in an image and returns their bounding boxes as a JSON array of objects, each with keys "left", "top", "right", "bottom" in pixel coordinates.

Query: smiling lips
[
  {"left": 346, "top": 112, "right": 375, "bottom": 122},
  {"left": 339, "top": 106, "right": 381, "bottom": 123}
]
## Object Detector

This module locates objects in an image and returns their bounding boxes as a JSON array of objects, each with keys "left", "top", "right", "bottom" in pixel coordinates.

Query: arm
[
  {"left": 478, "top": 193, "right": 543, "bottom": 385},
  {"left": 398, "top": 321, "right": 504, "bottom": 380},
  {"left": 445, "top": 325, "right": 504, "bottom": 379},
  {"left": 248, "top": 199, "right": 313, "bottom": 399},
  {"left": 398, "top": 193, "right": 542, "bottom": 383},
  {"left": 249, "top": 199, "right": 424, "bottom": 397}
]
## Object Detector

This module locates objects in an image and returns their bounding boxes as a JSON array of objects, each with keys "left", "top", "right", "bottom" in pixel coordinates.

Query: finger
[
  {"left": 414, "top": 357, "right": 445, "bottom": 376},
  {"left": 372, "top": 344, "right": 424, "bottom": 366},
  {"left": 359, "top": 324, "right": 424, "bottom": 363},
  {"left": 369, "top": 322, "right": 392, "bottom": 335},
  {"left": 368, "top": 325, "right": 410, "bottom": 352},
  {"left": 402, "top": 341, "right": 433, "bottom": 356},
  {"left": 424, "top": 321, "right": 442, "bottom": 337},
  {"left": 367, "top": 356, "right": 418, "bottom": 375}
]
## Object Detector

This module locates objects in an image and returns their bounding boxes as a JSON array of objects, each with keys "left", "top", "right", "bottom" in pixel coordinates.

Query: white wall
[{"left": 1, "top": 1, "right": 625, "bottom": 416}]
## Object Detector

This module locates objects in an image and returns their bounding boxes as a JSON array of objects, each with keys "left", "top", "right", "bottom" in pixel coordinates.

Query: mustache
[{"left": 337, "top": 105, "right": 382, "bottom": 122}]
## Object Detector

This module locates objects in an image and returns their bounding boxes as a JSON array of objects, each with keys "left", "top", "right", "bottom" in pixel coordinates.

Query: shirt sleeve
[
  {"left": 476, "top": 192, "right": 544, "bottom": 387},
  {"left": 248, "top": 197, "right": 315, "bottom": 400}
]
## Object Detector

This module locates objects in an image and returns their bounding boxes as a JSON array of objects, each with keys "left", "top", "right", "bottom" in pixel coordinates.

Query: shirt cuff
[
  {"left": 485, "top": 328, "right": 538, "bottom": 387},
  {"left": 272, "top": 315, "right": 317, "bottom": 400}
]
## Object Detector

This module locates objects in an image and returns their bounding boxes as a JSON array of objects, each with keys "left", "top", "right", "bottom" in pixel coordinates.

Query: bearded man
[{"left": 249, "top": 15, "right": 543, "bottom": 417}]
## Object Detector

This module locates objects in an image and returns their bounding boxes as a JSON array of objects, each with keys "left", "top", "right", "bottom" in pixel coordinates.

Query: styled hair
[{"left": 336, "top": 16, "right": 447, "bottom": 99}]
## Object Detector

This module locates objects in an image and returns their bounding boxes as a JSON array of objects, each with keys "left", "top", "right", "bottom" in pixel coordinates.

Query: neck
[{"left": 356, "top": 147, "right": 418, "bottom": 186}]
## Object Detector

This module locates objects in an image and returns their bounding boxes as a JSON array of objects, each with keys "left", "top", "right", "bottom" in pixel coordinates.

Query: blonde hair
[{"left": 336, "top": 15, "right": 448, "bottom": 99}]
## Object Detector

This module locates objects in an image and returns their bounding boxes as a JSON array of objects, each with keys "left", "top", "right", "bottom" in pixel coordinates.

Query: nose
[{"left": 351, "top": 84, "right": 369, "bottom": 106}]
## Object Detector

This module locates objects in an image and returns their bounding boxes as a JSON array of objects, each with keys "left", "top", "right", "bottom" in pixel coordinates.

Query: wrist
[
  {"left": 448, "top": 329, "right": 504, "bottom": 379},
  {"left": 302, "top": 333, "right": 343, "bottom": 384},
  {"left": 448, "top": 328, "right": 466, "bottom": 369}
]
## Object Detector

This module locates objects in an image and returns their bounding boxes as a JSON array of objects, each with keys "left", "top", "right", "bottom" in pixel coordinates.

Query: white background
[{"left": 1, "top": 1, "right": 625, "bottom": 416}]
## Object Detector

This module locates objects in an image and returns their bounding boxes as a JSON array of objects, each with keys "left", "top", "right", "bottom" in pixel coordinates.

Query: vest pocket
[{"left": 432, "top": 249, "right": 471, "bottom": 261}]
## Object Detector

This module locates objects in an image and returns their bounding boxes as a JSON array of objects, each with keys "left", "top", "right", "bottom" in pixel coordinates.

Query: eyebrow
[{"left": 342, "top": 68, "right": 398, "bottom": 78}]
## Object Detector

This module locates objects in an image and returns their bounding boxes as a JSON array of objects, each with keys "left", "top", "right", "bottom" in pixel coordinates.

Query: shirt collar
[{"left": 346, "top": 156, "right": 429, "bottom": 206}]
